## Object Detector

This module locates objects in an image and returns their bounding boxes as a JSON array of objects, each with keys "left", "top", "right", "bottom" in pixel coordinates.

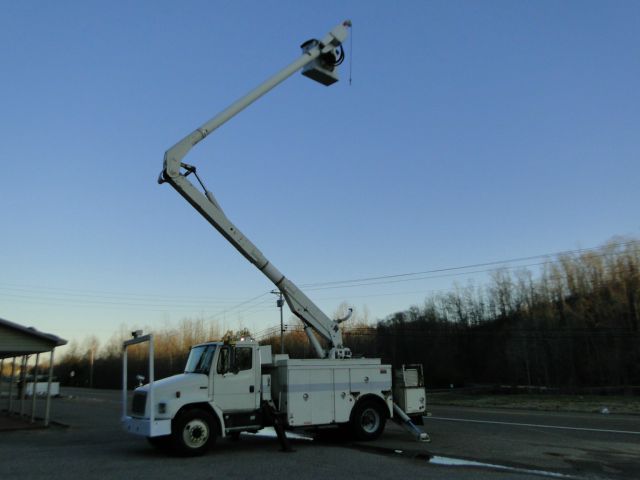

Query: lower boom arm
[{"left": 161, "top": 170, "right": 351, "bottom": 359}]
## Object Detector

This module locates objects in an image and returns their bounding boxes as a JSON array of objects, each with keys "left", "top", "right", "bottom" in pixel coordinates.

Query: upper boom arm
[
  {"left": 163, "top": 21, "right": 351, "bottom": 180},
  {"left": 160, "top": 22, "right": 352, "bottom": 359}
]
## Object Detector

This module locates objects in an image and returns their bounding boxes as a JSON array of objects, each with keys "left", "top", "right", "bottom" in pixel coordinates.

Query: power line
[
  {"left": 0, "top": 283, "right": 250, "bottom": 306},
  {"left": 255, "top": 324, "right": 640, "bottom": 340},
  {"left": 299, "top": 240, "right": 639, "bottom": 289},
  {"left": 303, "top": 248, "right": 638, "bottom": 292},
  {"left": 204, "top": 292, "right": 271, "bottom": 323},
  {"left": 0, "top": 281, "right": 245, "bottom": 301},
  {"left": 2, "top": 239, "right": 637, "bottom": 322},
  {"left": 4, "top": 241, "right": 635, "bottom": 304},
  {"left": 0, "top": 290, "right": 256, "bottom": 309}
]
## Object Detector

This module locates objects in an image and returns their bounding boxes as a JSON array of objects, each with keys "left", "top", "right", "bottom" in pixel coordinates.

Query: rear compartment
[{"left": 270, "top": 356, "right": 393, "bottom": 427}]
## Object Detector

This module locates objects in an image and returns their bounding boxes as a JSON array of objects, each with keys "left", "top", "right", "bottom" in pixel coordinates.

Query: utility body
[{"left": 122, "top": 21, "right": 428, "bottom": 455}]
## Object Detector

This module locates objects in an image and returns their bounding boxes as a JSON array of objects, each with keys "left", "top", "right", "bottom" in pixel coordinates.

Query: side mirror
[{"left": 136, "top": 374, "right": 145, "bottom": 386}]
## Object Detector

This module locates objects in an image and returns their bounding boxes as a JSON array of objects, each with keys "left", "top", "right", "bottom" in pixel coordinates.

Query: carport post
[
  {"left": 122, "top": 345, "right": 127, "bottom": 420},
  {"left": 44, "top": 348, "right": 55, "bottom": 427},
  {"left": 0, "top": 358, "right": 3, "bottom": 406},
  {"left": 30, "top": 353, "right": 40, "bottom": 423},
  {"left": 8, "top": 357, "right": 16, "bottom": 413},
  {"left": 20, "top": 355, "right": 28, "bottom": 416},
  {"left": 149, "top": 336, "right": 154, "bottom": 425}
]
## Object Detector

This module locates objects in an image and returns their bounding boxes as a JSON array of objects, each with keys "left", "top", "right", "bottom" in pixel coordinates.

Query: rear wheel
[
  {"left": 351, "top": 400, "right": 386, "bottom": 441},
  {"left": 172, "top": 409, "right": 216, "bottom": 456}
]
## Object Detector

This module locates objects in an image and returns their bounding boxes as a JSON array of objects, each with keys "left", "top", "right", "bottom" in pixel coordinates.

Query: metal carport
[{"left": 0, "top": 317, "right": 67, "bottom": 427}]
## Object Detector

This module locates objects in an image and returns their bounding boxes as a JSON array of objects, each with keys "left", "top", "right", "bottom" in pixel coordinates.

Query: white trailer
[
  {"left": 25, "top": 381, "right": 60, "bottom": 397},
  {"left": 122, "top": 21, "right": 428, "bottom": 455}
]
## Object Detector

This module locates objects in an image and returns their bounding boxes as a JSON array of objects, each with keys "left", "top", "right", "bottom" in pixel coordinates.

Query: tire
[
  {"left": 351, "top": 400, "right": 386, "bottom": 441},
  {"left": 171, "top": 409, "right": 217, "bottom": 456}
]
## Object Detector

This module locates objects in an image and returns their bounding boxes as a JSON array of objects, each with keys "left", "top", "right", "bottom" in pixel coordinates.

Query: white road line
[
  {"left": 429, "top": 455, "right": 577, "bottom": 479},
  {"left": 428, "top": 416, "right": 640, "bottom": 435}
]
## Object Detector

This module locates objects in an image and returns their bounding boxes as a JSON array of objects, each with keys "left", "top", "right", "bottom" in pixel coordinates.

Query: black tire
[
  {"left": 171, "top": 408, "right": 217, "bottom": 456},
  {"left": 350, "top": 400, "right": 386, "bottom": 441}
]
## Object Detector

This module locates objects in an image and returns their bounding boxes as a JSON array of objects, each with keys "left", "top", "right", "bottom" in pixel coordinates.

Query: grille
[{"left": 132, "top": 392, "right": 147, "bottom": 416}]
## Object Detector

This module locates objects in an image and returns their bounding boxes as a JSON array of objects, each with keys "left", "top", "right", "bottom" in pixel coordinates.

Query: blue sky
[{"left": 1, "top": 1, "right": 638, "bottom": 349}]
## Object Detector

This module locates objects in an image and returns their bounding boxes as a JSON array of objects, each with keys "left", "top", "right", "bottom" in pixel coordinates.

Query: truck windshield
[{"left": 184, "top": 345, "right": 216, "bottom": 374}]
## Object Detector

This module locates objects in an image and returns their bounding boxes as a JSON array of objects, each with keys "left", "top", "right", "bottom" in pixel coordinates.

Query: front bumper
[{"left": 122, "top": 416, "right": 171, "bottom": 437}]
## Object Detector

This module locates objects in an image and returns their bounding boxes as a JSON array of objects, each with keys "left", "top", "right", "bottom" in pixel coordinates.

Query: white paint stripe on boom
[{"left": 427, "top": 416, "right": 640, "bottom": 435}]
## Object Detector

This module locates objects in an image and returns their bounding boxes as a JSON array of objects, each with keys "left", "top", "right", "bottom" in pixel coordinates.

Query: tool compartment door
[
  {"left": 333, "top": 368, "right": 351, "bottom": 423},
  {"left": 309, "top": 368, "right": 334, "bottom": 425},
  {"left": 286, "top": 368, "right": 335, "bottom": 426},
  {"left": 286, "top": 369, "right": 312, "bottom": 426},
  {"left": 350, "top": 366, "right": 391, "bottom": 394}
]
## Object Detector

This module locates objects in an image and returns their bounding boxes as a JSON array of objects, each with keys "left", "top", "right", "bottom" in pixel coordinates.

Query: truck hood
[{"left": 137, "top": 373, "right": 208, "bottom": 397}]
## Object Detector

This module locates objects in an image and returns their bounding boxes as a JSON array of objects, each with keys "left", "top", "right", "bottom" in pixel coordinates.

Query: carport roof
[{"left": 0, "top": 317, "right": 67, "bottom": 359}]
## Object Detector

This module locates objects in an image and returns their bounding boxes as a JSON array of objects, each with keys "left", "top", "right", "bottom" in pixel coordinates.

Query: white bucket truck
[
  {"left": 122, "top": 21, "right": 428, "bottom": 455},
  {"left": 123, "top": 336, "right": 425, "bottom": 455}
]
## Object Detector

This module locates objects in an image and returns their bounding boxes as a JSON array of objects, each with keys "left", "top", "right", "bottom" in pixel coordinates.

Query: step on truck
[{"left": 122, "top": 20, "right": 429, "bottom": 455}]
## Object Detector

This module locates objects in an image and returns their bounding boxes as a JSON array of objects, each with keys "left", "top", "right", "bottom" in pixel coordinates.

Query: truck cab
[{"left": 124, "top": 339, "right": 271, "bottom": 455}]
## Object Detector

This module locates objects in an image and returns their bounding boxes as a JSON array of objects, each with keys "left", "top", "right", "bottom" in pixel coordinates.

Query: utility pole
[
  {"left": 89, "top": 347, "right": 94, "bottom": 388},
  {"left": 271, "top": 290, "right": 285, "bottom": 354}
]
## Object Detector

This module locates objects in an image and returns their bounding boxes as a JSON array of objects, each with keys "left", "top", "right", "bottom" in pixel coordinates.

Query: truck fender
[
  {"left": 350, "top": 393, "right": 391, "bottom": 421},
  {"left": 210, "top": 403, "right": 226, "bottom": 437},
  {"left": 173, "top": 402, "right": 225, "bottom": 438}
]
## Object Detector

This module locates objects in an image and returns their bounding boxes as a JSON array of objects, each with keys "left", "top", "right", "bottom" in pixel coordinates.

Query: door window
[
  {"left": 216, "top": 346, "right": 252, "bottom": 374},
  {"left": 235, "top": 347, "right": 252, "bottom": 371}
]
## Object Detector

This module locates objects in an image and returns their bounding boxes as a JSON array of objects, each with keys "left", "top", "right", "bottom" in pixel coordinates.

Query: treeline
[
  {"left": 355, "top": 238, "right": 639, "bottom": 389},
  {"left": 57, "top": 238, "right": 639, "bottom": 390}
]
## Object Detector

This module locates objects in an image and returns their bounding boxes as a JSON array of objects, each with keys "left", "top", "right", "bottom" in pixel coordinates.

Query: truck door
[{"left": 213, "top": 346, "right": 258, "bottom": 412}]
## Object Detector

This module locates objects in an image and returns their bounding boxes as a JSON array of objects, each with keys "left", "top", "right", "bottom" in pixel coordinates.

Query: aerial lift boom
[{"left": 159, "top": 21, "right": 353, "bottom": 359}]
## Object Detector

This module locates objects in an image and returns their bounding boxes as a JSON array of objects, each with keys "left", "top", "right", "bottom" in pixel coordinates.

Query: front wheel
[
  {"left": 172, "top": 409, "right": 217, "bottom": 456},
  {"left": 351, "top": 400, "right": 386, "bottom": 441}
]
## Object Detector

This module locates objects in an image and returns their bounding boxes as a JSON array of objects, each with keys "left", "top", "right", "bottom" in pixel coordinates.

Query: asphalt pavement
[
  {"left": 424, "top": 405, "right": 640, "bottom": 478},
  {"left": 0, "top": 387, "right": 638, "bottom": 480}
]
